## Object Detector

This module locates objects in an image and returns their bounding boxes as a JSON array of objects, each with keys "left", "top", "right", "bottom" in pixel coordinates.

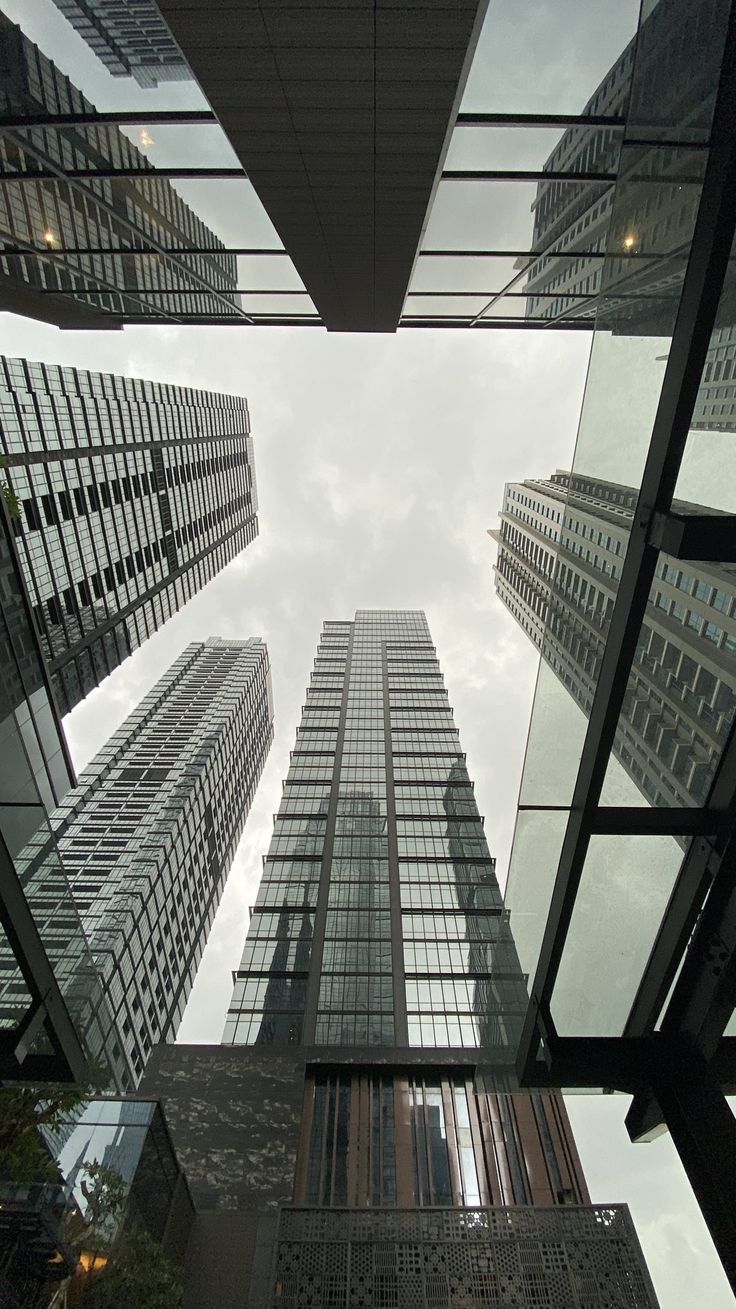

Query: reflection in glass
[
  {"left": 551, "top": 834, "right": 686, "bottom": 1035},
  {"left": 0, "top": 510, "right": 120, "bottom": 1085},
  {"left": 496, "top": 471, "right": 736, "bottom": 813},
  {"left": 301, "top": 1070, "right": 587, "bottom": 1209}
]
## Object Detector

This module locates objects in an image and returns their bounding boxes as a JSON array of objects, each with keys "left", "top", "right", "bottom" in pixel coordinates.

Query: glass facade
[
  {"left": 225, "top": 610, "right": 529, "bottom": 1056},
  {"left": 0, "top": 15, "right": 249, "bottom": 325},
  {"left": 218, "top": 613, "right": 656, "bottom": 1303},
  {"left": 0, "top": 1096, "right": 191, "bottom": 1307},
  {"left": 50, "top": 637, "right": 273, "bottom": 1085},
  {"left": 1, "top": 355, "right": 258, "bottom": 712},
  {"left": 51, "top": 0, "right": 190, "bottom": 87},
  {"left": 0, "top": 506, "right": 121, "bottom": 1085},
  {"left": 220, "top": 611, "right": 658, "bottom": 1291},
  {"left": 494, "top": 472, "right": 736, "bottom": 814}
]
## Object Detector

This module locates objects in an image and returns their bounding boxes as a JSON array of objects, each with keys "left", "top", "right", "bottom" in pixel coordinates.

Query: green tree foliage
[
  {"left": 0, "top": 454, "right": 20, "bottom": 521},
  {"left": 78, "top": 1231, "right": 183, "bottom": 1309},
  {"left": 0, "top": 1085, "right": 88, "bottom": 1184}
]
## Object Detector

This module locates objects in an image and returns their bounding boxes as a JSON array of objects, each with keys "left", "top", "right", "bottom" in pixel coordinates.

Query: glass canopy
[
  {"left": 499, "top": 0, "right": 736, "bottom": 1093},
  {"left": 0, "top": 0, "right": 704, "bottom": 331}
]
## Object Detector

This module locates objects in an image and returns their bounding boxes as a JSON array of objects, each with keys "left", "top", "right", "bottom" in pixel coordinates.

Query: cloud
[{"left": 0, "top": 308, "right": 723, "bottom": 1305}]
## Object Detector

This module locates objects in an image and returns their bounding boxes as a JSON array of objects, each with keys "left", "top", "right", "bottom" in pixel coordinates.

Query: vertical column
[
  {"left": 382, "top": 640, "right": 408, "bottom": 1045},
  {"left": 302, "top": 624, "right": 354, "bottom": 1043}
]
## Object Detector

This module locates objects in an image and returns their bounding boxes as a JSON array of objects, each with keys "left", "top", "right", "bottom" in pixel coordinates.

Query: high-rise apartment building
[
  {"left": 1, "top": 356, "right": 258, "bottom": 714},
  {"left": 493, "top": 471, "right": 736, "bottom": 809},
  {"left": 47, "top": 636, "right": 273, "bottom": 1085},
  {"left": 173, "top": 609, "right": 656, "bottom": 1308},
  {"left": 519, "top": 0, "right": 736, "bottom": 428},
  {"left": 51, "top": 0, "right": 189, "bottom": 87},
  {"left": 0, "top": 16, "right": 241, "bottom": 329}
]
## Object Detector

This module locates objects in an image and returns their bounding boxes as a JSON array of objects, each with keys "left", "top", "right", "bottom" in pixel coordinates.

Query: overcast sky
[
  {"left": 3, "top": 313, "right": 729, "bottom": 1309},
  {"left": 5, "top": 0, "right": 733, "bottom": 1303}
]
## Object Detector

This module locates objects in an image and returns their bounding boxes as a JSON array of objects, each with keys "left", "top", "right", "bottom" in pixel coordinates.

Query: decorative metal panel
[{"left": 271, "top": 1205, "right": 659, "bottom": 1309}]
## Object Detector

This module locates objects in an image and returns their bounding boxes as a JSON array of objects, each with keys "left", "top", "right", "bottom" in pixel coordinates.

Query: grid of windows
[
  {"left": 51, "top": 638, "right": 273, "bottom": 1084},
  {"left": 223, "top": 611, "right": 529, "bottom": 1058},
  {"left": 53, "top": 0, "right": 189, "bottom": 87},
  {"left": 495, "top": 471, "right": 736, "bottom": 810},
  {"left": 298, "top": 1071, "right": 587, "bottom": 1210},
  {"left": 1, "top": 355, "right": 258, "bottom": 712},
  {"left": 0, "top": 17, "right": 241, "bottom": 323}
]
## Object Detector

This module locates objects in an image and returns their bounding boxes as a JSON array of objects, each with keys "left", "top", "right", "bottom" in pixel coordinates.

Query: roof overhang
[{"left": 157, "top": 0, "right": 489, "bottom": 331}]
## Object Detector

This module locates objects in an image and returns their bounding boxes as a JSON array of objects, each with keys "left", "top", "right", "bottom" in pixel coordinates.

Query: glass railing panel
[
  {"left": 445, "top": 125, "right": 623, "bottom": 176},
  {"left": 7, "top": 121, "right": 241, "bottom": 170},
  {"left": 409, "top": 256, "right": 522, "bottom": 293},
  {"left": 550, "top": 833, "right": 687, "bottom": 1035},
  {"left": 503, "top": 807, "right": 568, "bottom": 986},
  {"left": 423, "top": 179, "right": 611, "bottom": 259},
  {"left": 461, "top": 0, "right": 640, "bottom": 115}
]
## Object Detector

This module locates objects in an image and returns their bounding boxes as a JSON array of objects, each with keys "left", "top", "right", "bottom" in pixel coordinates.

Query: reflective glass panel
[
  {"left": 550, "top": 834, "right": 687, "bottom": 1035},
  {"left": 461, "top": 0, "right": 639, "bottom": 115}
]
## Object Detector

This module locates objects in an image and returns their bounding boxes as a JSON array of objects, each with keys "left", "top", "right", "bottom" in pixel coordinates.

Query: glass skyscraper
[
  {"left": 1, "top": 355, "right": 258, "bottom": 713},
  {"left": 50, "top": 0, "right": 190, "bottom": 87},
  {"left": 217, "top": 610, "right": 657, "bottom": 1308},
  {"left": 0, "top": 15, "right": 241, "bottom": 328},
  {"left": 493, "top": 471, "right": 736, "bottom": 810},
  {"left": 47, "top": 636, "right": 273, "bottom": 1085}
]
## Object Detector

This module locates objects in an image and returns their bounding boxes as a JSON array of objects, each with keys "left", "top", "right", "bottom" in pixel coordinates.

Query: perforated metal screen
[{"left": 271, "top": 1205, "right": 659, "bottom": 1308}]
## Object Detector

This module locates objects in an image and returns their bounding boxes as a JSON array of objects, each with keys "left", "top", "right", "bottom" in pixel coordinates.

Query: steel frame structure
[
  {"left": 507, "top": 3, "right": 736, "bottom": 1290},
  {"left": 0, "top": 107, "right": 634, "bottom": 329}
]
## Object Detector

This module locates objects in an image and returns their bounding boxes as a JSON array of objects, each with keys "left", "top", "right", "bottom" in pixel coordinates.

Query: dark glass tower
[
  {"left": 0, "top": 15, "right": 240, "bottom": 329},
  {"left": 48, "top": 636, "right": 273, "bottom": 1086},
  {"left": 51, "top": 0, "right": 189, "bottom": 88},
  {"left": 213, "top": 610, "right": 658, "bottom": 1308},
  {"left": 1, "top": 355, "right": 258, "bottom": 713},
  {"left": 493, "top": 471, "right": 736, "bottom": 810}
]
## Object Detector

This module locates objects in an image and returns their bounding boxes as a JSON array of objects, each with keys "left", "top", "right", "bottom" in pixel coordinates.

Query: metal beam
[
  {"left": 441, "top": 169, "right": 615, "bottom": 183},
  {"left": 629, "top": 1047, "right": 736, "bottom": 1293},
  {"left": 2, "top": 165, "right": 245, "bottom": 181},
  {"left": 649, "top": 509, "right": 736, "bottom": 561},
  {"left": 419, "top": 249, "right": 603, "bottom": 259},
  {"left": 49, "top": 287, "right": 309, "bottom": 297},
  {"left": 0, "top": 110, "right": 217, "bottom": 128},
  {"left": 406, "top": 290, "right": 597, "bottom": 300},
  {"left": 0, "top": 836, "right": 87, "bottom": 1083},
  {"left": 400, "top": 318, "right": 595, "bottom": 330},
  {"left": 117, "top": 314, "right": 322, "bottom": 326},
  {"left": 589, "top": 806, "right": 718, "bottom": 836},
  {"left": 455, "top": 112, "right": 626, "bottom": 128},
  {"left": 517, "top": 0, "right": 736, "bottom": 1087},
  {"left": 0, "top": 246, "right": 287, "bottom": 257},
  {"left": 624, "top": 722, "right": 736, "bottom": 1041}
]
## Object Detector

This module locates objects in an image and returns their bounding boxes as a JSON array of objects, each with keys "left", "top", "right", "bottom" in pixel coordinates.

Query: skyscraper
[
  {"left": 51, "top": 0, "right": 189, "bottom": 88},
  {"left": 0, "top": 16, "right": 241, "bottom": 329},
  {"left": 519, "top": 0, "right": 736, "bottom": 433},
  {"left": 182, "top": 609, "right": 656, "bottom": 1307},
  {"left": 1, "top": 355, "right": 258, "bottom": 714},
  {"left": 47, "top": 636, "right": 273, "bottom": 1085},
  {"left": 492, "top": 471, "right": 736, "bottom": 809}
]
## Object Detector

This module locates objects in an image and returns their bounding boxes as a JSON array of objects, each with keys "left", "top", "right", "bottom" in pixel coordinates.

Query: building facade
[
  {"left": 51, "top": 0, "right": 189, "bottom": 87},
  {"left": 0, "top": 15, "right": 241, "bottom": 329},
  {"left": 493, "top": 471, "right": 736, "bottom": 809},
  {"left": 46, "top": 636, "right": 272, "bottom": 1085},
  {"left": 203, "top": 610, "right": 658, "bottom": 1308},
  {"left": 520, "top": 0, "right": 736, "bottom": 429},
  {"left": 0, "top": 356, "right": 258, "bottom": 714}
]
